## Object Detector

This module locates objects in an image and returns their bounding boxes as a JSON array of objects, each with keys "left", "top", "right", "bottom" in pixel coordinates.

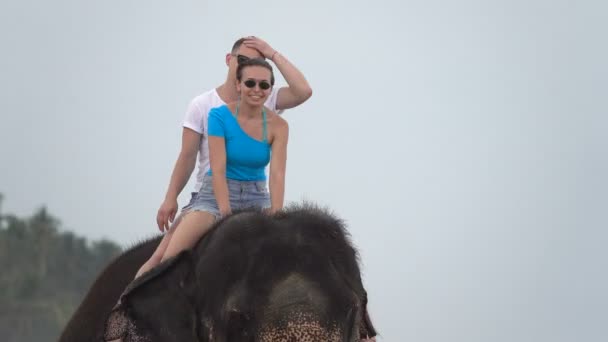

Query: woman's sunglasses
[{"left": 243, "top": 79, "right": 271, "bottom": 90}]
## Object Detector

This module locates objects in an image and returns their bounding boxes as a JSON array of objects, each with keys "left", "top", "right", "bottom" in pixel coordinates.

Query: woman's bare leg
[
  {"left": 132, "top": 210, "right": 215, "bottom": 279},
  {"left": 160, "top": 211, "right": 216, "bottom": 262},
  {"left": 133, "top": 229, "right": 174, "bottom": 279}
]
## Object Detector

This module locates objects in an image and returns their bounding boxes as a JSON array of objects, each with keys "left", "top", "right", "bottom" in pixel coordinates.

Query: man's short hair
[{"left": 231, "top": 38, "right": 247, "bottom": 55}]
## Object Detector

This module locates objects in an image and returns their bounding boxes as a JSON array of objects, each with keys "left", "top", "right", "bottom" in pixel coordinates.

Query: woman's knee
[
  {"left": 174, "top": 210, "right": 216, "bottom": 233},
  {"left": 160, "top": 211, "right": 215, "bottom": 261}
]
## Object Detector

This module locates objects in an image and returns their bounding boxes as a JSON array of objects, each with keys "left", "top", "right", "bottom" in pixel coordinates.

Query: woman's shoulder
[
  {"left": 266, "top": 109, "right": 288, "bottom": 137},
  {"left": 265, "top": 107, "right": 286, "bottom": 125},
  {"left": 209, "top": 103, "right": 235, "bottom": 118},
  {"left": 210, "top": 103, "right": 231, "bottom": 113}
]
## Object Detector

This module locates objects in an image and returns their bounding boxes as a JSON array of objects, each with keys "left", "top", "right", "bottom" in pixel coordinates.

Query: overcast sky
[{"left": 1, "top": 0, "right": 607, "bottom": 341}]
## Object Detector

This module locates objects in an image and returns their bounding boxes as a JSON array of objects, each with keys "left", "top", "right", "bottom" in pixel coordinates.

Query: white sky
[{"left": 1, "top": 0, "right": 607, "bottom": 341}]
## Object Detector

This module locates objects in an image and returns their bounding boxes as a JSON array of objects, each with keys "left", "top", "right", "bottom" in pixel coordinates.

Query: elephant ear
[
  {"left": 359, "top": 295, "right": 377, "bottom": 340},
  {"left": 104, "top": 250, "right": 198, "bottom": 342}
]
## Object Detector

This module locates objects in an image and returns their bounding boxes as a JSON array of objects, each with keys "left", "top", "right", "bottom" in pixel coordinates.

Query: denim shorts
[{"left": 181, "top": 175, "right": 270, "bottom": 219}]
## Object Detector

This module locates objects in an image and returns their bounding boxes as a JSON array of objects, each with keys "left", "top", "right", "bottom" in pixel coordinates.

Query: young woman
[{"left": 206, "top": 58, "right": 288, "bottom": 219}]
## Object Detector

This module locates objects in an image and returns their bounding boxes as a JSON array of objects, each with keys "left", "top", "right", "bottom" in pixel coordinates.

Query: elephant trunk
[{"left": 254, "top": 273, "right": 361, "bottom": 342}]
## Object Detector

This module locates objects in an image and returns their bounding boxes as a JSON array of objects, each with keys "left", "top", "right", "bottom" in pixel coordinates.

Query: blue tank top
[{"left": 206, "top": 104, "right": 270, "bottom": 181}]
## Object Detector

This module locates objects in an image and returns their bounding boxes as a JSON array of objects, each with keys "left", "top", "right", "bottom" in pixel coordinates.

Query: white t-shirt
[{"left": 183, "top": 87, "right": 280, "bottom": 192}]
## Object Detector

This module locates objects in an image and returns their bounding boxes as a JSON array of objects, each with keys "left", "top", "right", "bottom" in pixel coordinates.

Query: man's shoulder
[
  {"left": 190, "top": 88, "right": 223, "bottom": 108},
  {"left": 183, "top": 88, "right": 224, "bottom": 131}
]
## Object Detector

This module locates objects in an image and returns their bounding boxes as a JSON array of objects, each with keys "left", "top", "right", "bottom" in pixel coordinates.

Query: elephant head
[{"left": 66, "top": 204, "right": 376, "bottom": 342}]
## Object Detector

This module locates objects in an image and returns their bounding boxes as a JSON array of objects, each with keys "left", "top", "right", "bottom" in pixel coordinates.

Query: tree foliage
[{"left": 0, "top": 195, "right": 122, "bottom": 341}]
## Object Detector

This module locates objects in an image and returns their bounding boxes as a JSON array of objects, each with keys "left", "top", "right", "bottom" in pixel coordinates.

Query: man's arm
[
  {"left": 156, "top": 128, "right": 200, "bottom": 231},
  {"left": 243, "top": 37, "right": 312, "bottom": 110}
]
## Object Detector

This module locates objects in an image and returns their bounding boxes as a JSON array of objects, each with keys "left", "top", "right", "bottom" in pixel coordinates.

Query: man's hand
[
  {"left": 243, "top": 36, "right": 275, "bottom": 60},
  {"left": 156, "top": 198, "right": 178, "bottom": 232}
]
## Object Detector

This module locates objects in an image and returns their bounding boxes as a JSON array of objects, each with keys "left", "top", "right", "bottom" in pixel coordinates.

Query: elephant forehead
[
  {"left": 258, "top": 311, "right": 341, "bottom": 342},
  {"left": 265, "top": 273, "right": 328, "bottom": 307}
]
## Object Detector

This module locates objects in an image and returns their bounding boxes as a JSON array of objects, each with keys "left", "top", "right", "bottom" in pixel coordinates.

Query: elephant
[{"left": 59, "top": 203, "right": 377, "bottom": 341}]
